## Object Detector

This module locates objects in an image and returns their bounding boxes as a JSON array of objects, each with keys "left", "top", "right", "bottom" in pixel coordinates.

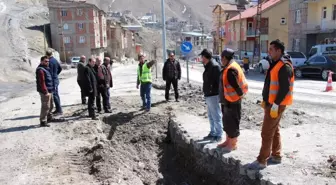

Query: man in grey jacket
[{"left": 77, "top": 55, "right": 87, "bottom": 104}]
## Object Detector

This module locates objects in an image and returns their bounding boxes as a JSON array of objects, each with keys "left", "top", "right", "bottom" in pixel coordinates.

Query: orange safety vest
[
  {"left": 223, "top": 61, "right": 248, "bottom": 102},
  {"left": 268, "top": 60, "right": 294, "bottom": 105}
]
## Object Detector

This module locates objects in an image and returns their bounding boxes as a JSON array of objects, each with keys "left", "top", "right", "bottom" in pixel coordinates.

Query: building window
[
  {"left": 63, "top": 36, "right": 70, "bottom": 44},
  {"left": 63, "top": 23, "right": 69, "bottom": 30},
  {"left": 61, "top": 10, "right": 67, "bottom": 17},
  {"left": 78, "top": 23, "right": 84, "bottom": 30},
  {"left": 247, "top": 22, "right": 253, "bottom": 30},
  {"left": 295, "top": 10, "right": 301, "bottom": 24},
  {"left": 322, "top": 7, "right": 327, "bottom": 19},
  {"left": 77, "top": 9, "right": 83, "bottom": 16},
  {"left": 280, "top": 17, "right": 286, "bottom": 25},
  {"left": 293, "top": 39, "right": 300, "bottom": 52},
  {"left": 333, "top": 5, "right": 336, "bottom": 20},
  {"left": 79, "top": 36, "right": 85, "bottom": 43}
]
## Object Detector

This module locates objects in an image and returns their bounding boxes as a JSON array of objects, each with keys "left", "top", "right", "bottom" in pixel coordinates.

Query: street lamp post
[{"left": 161, "top": 0, "right": 167, "bottom": 61}]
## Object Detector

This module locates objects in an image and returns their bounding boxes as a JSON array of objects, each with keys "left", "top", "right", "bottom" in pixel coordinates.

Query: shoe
[
  {"left": 221, "top": 137, "right": 238, "bottom": 152},
  {"left": 146, "top": 109, "right": 150, "bottom": 112},
  {"left": 213, "top": 136, "right": 222, "bottom": 142},
  {"left": 92, "top": 116, "right": 99, "bottom": 120},
  {"left": 175, "top": 99, "right": 179, "bottom": 102},
  {"left": 40, "top": 121, "right": 50, "bottom": 127},
  {"left": 247, "top": 160, "right": 266, "bottom": 170},
  {"left": 97, "top": 110, "right": 101, "bottom": 114},
  {"left": 52, "top": 111, "right": 63, "bottom": 115},
  {"left": 203, "top": 133, "right": 215, "bottom": 140},
  {"left": 217, "top": 134, "right": 229, "bottom": 148},
  {"left": 267, "top": 156, "right": 282, "bottom": 164},
  {"left": 82, "top": 101, "right": 86, "bottom": 105},
  {"left": 47, "top": 117, "right": 54, "bottom": 123},
  {"left": 105, "top": 110, "right": 112, "bottom": 113}
]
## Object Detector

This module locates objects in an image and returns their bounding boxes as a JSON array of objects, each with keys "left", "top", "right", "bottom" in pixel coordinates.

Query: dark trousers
[
  {"left": 88, "top": 93, "right": 96, "bottom": 117},
  {"left": 77, "top": 80, "right": 86, "bottom": 104},
  {"left": 140, "top": 83, "right": 152, "bottom": 110},
  {"left": 165, "top": 78, "right": 179, "bottom": 100},
  {"left": 243, "top": 63, "right": 249, "bottom": 72},
  {"left": 106, "top": 87, "right": 111, "bottom": 109},
  {"left": 53, "top": 83, "right": 62, "bottom": 113},
  {"left": 96, "top": 87, "right": 109, "bottom": 112},
  {"left": 222, "top": 100, "right": 242, "bottom": 138}
]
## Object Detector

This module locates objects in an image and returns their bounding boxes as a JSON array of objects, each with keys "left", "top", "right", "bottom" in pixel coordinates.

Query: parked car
[
  {"left": 294, "top": 54, "right": 336, "bottom": 80},
  {"left": 70, "top": 56, "right": 81, "bottom": 68},
  {"left": 308, "top": 44, "right": 336, "bottom": 58},
  {"left": 287, "top": 52, "right": 306, "bottom": 68},
  {"left": 257, "top": 53, "right": 294, "bottom": 73}
]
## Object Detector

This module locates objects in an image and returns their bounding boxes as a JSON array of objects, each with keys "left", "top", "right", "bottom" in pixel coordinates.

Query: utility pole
[
  {"left": 161, "top": 0, "right": 167, "bottom": 61},
  {"left": 200, "top": 22, "right": 204, "bottom": 47},
  {"left": 219, "top": 7, "right": 222, "bottom": 54},
  {"left": 253, "top": 0, "right": 262, "bottom": 66}
]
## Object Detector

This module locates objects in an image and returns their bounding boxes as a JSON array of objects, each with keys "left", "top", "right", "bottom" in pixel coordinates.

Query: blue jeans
[
  {"left": 205, "top": 95, "right": 223, "bottom": 137},
  {"left": 140, "top": 83, "right": 152, "bottom": 110},
  {"left": 53, "top": 83, "right": 62, "bottom": 113}
]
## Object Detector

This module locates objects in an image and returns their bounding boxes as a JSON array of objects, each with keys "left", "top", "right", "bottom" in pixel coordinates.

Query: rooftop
[{"left": 227, "top": 0, "right": 281, "bottom": 22}]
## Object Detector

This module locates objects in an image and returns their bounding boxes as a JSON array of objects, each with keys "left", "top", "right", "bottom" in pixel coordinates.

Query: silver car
[{"left": 71, "top": 56, "right": 81, "bottom": 68}]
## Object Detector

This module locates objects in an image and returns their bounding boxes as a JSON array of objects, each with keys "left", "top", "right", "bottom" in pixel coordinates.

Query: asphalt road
[{"left": 181, "top": 61, "right": 336, "bottom": 105}]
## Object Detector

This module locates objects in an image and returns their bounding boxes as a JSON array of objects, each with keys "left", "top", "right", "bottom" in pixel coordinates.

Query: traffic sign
[{"left": 180, "top": 41, "right": 193, "bottom": 54}]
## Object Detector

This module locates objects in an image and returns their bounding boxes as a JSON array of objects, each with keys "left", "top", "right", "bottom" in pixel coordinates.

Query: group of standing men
[
  {"left": 198, "top": 39, "right": 294, "bottom": 170},
  {"left": 36, "top": 51, "right": 63, "bottom": 127},
  {"left": 77, "top": 56, "right": 113, "bottom": 120}
]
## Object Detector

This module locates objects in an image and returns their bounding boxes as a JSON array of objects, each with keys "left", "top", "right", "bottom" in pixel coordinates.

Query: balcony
[
  {"left": 303, "top": 0, "right": 320, "bottom": 3},
  {"left": 246, "top": 28, "right": 268, "bottom": 37},
  {"left": 305, "top": 21, "right": 336, "bottom": 34}
]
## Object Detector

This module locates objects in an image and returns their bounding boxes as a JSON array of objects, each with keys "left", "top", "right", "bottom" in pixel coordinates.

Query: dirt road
[{"left": 0, "top": 63, "right": 335, "bottom": 184}]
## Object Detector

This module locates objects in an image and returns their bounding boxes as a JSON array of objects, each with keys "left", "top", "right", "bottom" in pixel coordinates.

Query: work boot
[
  {"left": 92, "top": 116, "right": 99, "bottom": 120},
  {"left": 217, "top": 134, "right": 229, "bottom": 148},
  {"left": 221, "top": 137, "right": 238, "bottom": 152},
  {"left": 247, "top": 160, "right": 266, "bottom": 170},
  {"left": 203, "top": 133, "right": 215, "bottom": 140},
  {"left": 267, "top": 156, "right": 282, "bottom": 164},
  {"left": 105, "top": 109, "right": 112, "bottom": 113},
  {"left": 40, "top": 121, "right": 50, "bottom": 127}
]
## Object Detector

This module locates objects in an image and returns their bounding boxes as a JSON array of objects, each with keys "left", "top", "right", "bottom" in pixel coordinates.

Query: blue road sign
[{"left": 180, "top": 41, "right": 193, "bottom": 54}]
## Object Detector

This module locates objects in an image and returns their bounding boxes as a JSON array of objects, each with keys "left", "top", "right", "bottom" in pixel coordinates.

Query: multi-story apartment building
[
  {"left": 289, "top": 0, "right": 336, "bottom": 54},
  {"left": 106, "top": 19, "right": 142, "bottom": 61},
  {"left": 47, "top": 0, "right": 107, "bottom": 62},
  {"left": 288, "top": 0, "right": 308, "bottom": 53},
  {"left": 225, "top": 0, "right": 289, "bottom": 57},
  {"left": 212, "top": 4, "right": 241, "bottom": 55}
]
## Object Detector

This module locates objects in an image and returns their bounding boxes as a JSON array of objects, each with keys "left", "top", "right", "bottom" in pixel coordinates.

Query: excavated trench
[{"left": 82, "top": 95, "right": 257, "bottom": 185}]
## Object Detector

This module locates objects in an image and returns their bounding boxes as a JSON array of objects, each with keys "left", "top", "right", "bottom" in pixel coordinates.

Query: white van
[{"left": 308, "top": 44, "right": 336, "bottom": 58}]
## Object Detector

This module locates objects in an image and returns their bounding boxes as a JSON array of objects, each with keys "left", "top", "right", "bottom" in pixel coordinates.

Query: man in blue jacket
[
  {"left": 46, "top": 50, "right": 63, "bottom": 115},
  {"left": 36, "top": 56, "right": 54, "bottom": 127}
]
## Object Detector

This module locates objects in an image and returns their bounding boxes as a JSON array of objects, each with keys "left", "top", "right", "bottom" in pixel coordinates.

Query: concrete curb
[{"left": 168, "top": 117, "right": 282, "bottom": 185}]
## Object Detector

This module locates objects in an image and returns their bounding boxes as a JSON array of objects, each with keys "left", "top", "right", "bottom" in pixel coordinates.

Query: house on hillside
[
  {"left": 225, "top": 0, "right": 289, "bottom": 57},
  {"left": 47, "top": 0, "right": 107, "bottom": 62},
  {"left": 106, "top": 19, "right": 142, "bottom": 61},
  {"left": 212, "top": 4, "right": 241, "bottom": 55},
  {"left": 288, "top": 0, "right": 336, "bottom": 54}
]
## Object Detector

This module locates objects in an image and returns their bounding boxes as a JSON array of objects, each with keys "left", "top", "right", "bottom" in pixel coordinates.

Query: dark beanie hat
[{"left": 221, "top": 48, "right": 235, "bottom": 58}]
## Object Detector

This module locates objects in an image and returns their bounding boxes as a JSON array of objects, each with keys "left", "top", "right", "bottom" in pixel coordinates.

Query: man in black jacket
[
  {"left": 36, "top": 56, "right": 54, "bottom": 127},
  {"left": 77, "top": 55, "right": 87, "bottom": 104},
  {"left": 84, "top": 57, "right": 98, "bottom": 120},
  {"left": 162, "top": 52, "right": 181, "bottom": 102},
  {"left": 94, "top": 57, "right": 111, "bottom": 113},
  {"left": 200, "top": 49, "right": 223, "bottom": 142}
]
